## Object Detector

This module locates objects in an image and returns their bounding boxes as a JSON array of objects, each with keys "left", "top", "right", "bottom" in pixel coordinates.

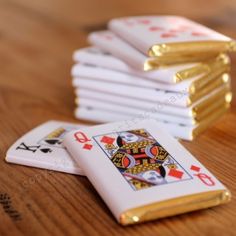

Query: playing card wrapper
[
  {"left": 108, "top": 16, "right": 236, "bottom": 64},
  {"left": 88, "top": 30, "right": 231, "bottom": 72},
  {"left": 73, "top": 47, "right": 230, "bottom": 83},
  {"left": 6, "top": 121, "right": 86, "bottom": 175},
  {"left": 76, "top": 94, "right": 230, "bottom": 126},
  {"left": 71, "top": 61, "right": 230, "bottom": 94},
  {"left": 76, "top": 86, "right": 232, "bottom": 119},
  {"left": 74, "top": 77, "right": 230, "bottom": 107},
  {"left": 63, "top": 119, "right": 231, "bottom": 225},
  {"left": 88, "top": 31, "right": 217, "bottom": 71}
]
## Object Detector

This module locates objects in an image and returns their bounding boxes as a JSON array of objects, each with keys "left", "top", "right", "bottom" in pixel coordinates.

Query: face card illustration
[{"left": 93, "top": 128, "right": 192, "bottom": 190}]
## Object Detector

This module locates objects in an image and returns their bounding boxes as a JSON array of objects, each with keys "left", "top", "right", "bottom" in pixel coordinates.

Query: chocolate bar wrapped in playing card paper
[
  {"left": 73, "top": 47, "right": 230, "bottom": 83},
  {"left": 70, "top": 15, "right": 234, "bottom": 141},
  {"left": 63, "top": 119, "right": 231, "bottom": 225},
  {"left": 5, "top": 121, "right": 86, "bottom": 175},
  {"left": 109, "top": 16, "right": 236, "bottom": 67}
]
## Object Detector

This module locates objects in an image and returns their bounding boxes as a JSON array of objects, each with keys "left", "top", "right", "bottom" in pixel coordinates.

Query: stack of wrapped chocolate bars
[{"left": 71, "top": 16, "right": 235, "bottom": 140}]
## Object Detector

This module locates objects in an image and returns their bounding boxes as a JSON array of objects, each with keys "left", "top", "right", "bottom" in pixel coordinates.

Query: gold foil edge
[
  {"left": 187, "top": 75, "right": 230, "bottom": 105},
  {"left": 191, "top": 104, "right": 230, "bottom": 139},
  {"left": 119, "top": 189, "right": 231, "bottom": 225},
  {"left": 191, "top": 87, "right": 232, "bottom": 116},
  {"left": 194, "top": 99, "right": 230, "bottom": 122},
  {"left": 189, "top": 70, "right": 230, "bottom": 94},
  {"left": 145, "top": 52, "right": 220, "bottom": 70},
  {"left": 175, "top": 54, "right": 230, "bottom": 84},
  {"left": 149, "top": 41, "right": 236, "bottom": 57}
]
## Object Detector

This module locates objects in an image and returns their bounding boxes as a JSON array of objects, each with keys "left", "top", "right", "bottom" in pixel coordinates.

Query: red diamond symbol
[
  {"left": 100, "top": 136, "right": 115, "bottom": 145},
  {"left": 168, "top": 169, "right": 184, "bottom": 179},
  {"left": 83, "top": 144, "right": 93, "bottom": 150},
  {"left": 190, "top": 165, "right": 200, "bottom": 172}
]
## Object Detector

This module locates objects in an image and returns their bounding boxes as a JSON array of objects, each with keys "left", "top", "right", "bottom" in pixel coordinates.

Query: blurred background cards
[{"left": 71, "top": 16, "right": 234, "bottom": 140}]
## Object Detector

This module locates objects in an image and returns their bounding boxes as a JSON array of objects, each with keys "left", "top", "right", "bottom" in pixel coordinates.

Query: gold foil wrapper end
[
  {"left": 176, "top": 53, "right": 230, "bottom": 84},
  {"left": 149, "top": 41, "right": 236, "bottom": 57},
  {"left": 119, "top": 189, "right": 231, "bottom": 225},
  {"left": 229, "top": 40, "right": 236, "bottom": 51}
]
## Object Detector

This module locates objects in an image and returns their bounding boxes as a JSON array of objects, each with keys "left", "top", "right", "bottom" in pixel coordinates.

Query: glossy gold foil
[
  {"left": 144, "top": 52, "right": 221, "bottom": 71},
  {"left": 75, "top": 97, "right": 79, "bottom": 105},
  {"left": 75, "top": 87, "right": 232, "bottom": 120},
  {"left": 191, "top": 87, "right": 231, "bottom": 117},
  {"left": 176, "top": 54, "right": 230, "bottom": 84},
  {"left": 192, "top": 103, "right": 230, "bottom": 139},
  {"left": 189, "top": 71, "right": 230, "bottom": 94},
  {"left": 187, "top": 75, "right": 230, "bottom": 106},
  {"left": 148, "top": 41, "right": 236, "bottom": 57},
  {"left": 120, "top": 189, "right": 231, "bottom": 225},
  {"left": 193, "top": 97, "right": 231, "bottom": 122}
]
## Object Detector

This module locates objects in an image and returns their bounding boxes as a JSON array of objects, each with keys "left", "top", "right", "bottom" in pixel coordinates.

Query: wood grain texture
[{"left": 0, "top": 0, "right": 236, "bottom": 235}]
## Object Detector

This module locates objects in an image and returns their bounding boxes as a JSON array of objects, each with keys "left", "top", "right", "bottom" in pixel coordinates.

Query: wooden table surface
[{"left": 0, "top": 0, "right": 236, "bottom": 235}]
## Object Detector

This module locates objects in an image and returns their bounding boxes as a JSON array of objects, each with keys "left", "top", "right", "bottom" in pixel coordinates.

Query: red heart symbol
[
  {"left": 161, "top": 33, "right": 177, "bottom": 38},
  {"left": 149, "top": 26, "right": 164, "bottom": 31},
  {"left": 191, "top": 31, "right": 207, "bottom": 36}
]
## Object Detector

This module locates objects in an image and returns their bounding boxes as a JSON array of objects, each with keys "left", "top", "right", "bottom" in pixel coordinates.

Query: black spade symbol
[
  {"left": 40, "top": 148, "right": 52, "bottom": 153},
  {"left": 45, "top": 139, "right": 59, "bottom": 145}
]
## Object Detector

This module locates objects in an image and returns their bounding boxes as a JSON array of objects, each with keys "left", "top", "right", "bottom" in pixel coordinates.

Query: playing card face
[
  {"left": 108, "top": 16, "right": 234, "bottom": 55},
  {"left": 6, "top": 121, "right": 87, "bottom": 175},
  {"left": 64, "top": 119, "right": 230, "bottom": 224},
  {"left": 93, "top": 129, "right": 192, "bottom": 190}
]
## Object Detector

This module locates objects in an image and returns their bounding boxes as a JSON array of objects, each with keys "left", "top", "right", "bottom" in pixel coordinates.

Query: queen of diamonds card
[{"left": 93, "top": 129, "right": 192, "bottom": 190}]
